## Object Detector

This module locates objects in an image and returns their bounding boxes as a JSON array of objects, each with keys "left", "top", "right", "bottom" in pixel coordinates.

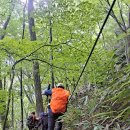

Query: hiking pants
[{"left": 48, "top": 108, "right": 62, "bottom": 130}]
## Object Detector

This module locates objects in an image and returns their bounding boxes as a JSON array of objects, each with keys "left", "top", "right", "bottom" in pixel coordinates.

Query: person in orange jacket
[{"left": 42, "top": 83, "right": 69, "bottom": 130}]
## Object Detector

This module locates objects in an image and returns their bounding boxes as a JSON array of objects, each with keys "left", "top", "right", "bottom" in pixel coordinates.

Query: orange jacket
[{"left": 50, "top": 88, "right": 69, "bottom": 113}]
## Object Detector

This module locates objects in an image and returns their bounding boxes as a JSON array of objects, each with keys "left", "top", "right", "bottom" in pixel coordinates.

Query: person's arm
[
  {"left": 34, "top": 117, "right": 41, "bottom": 128},
  {"left": 42, "top": 89, "right": 52, "bottom": 95}
]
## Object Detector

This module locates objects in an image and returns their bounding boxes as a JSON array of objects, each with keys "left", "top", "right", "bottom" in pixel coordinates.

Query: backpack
[{"left": 50, "top": 88, "right": 69, "bottom": 113}]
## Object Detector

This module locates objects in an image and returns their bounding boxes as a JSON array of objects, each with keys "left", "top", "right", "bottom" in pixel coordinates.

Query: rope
[{"left": 69, "top": 0, "right": 117, "bottom": 100}]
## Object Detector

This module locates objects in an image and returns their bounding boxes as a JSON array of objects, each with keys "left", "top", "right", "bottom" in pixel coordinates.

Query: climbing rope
[{"left": 70, "top": 0, "right": 117, "bottom": 100}]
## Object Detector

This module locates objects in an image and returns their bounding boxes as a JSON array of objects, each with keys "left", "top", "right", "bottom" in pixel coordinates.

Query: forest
[{"left": 0, "top": 0, "right": 130, "bottom": 129}]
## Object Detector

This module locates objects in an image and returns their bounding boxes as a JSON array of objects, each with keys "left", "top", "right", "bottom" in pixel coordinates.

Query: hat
[{"left": 57, "top": 83, "right": 64, "bottom": 88}]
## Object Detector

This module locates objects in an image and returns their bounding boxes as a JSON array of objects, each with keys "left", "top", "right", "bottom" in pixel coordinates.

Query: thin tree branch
[
  {"left": 117, "top": 0, "right": 127, "bottom": 30},
  {"left": 24, "top": 58, "right": 80, "bottom": 71},
  {"left": 3, "top": 68, "right": 15, "bottom": 130},
  {"left": 0, "top": 0, "right": 15, "bottom": 39},
  {"left": 104, "top": 0, "right": 125, "bottom": 32}
]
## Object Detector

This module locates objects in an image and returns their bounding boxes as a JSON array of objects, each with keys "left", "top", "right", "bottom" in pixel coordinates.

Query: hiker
[
  {"left": 42, "top": 83, "right": 69, "bottom": 130},
  {"left": 26, "top": 112, "right": 39, "bottom": 130},
  {"left": 35, "top": 112, "right": 48, "bottom": 130}
]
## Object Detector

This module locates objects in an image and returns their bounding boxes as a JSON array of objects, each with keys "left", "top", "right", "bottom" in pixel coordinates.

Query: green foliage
[
  {"left": 63, "top": 105, "right": 82, "bottom": 129},
  {"left": 0, "top": 90, "right": 7, "bottom": 113},
  {"left": 1, "top": 0, "right": 130, "bottom": 129}
]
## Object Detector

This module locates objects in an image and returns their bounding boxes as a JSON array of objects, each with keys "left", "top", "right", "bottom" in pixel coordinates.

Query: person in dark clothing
[
  {"left": 42, "top": 83, "right": 69, "bottom": 130},
  {"left": 35, "top": 112, "right": 48, "bottom": 130},
  {"left": 47, "top": 107, "right": 63, "bottom": 130},
  {"left": 26, "top": 112, "right": 39, "bottom": 130}
]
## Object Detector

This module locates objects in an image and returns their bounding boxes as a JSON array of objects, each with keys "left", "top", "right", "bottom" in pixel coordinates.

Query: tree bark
[
  {"left": 0, "top": 1, "right": 14, "bottom": 129},
  {"left": 33, "top": 62, "right": 44, "bottom": 115},
  {"left": 11, "top": 93, "right": 14, "bottom": 129},
  {"left": 3, "top": 70, "right": 15, "bottom": 130},
  {"left": 20, "top": 68, "right": 23, "bottom": 130},
  {"left": 28, "top": 0, "right": 44, "bottom": 116},
  {"left": 49, "top": 18, "right": 55, "bottom": 88},
  {"left": 0, "top": 7, "right": 12, "bottom": 90},
  {"left": 28, "top": 0, "right": 37, "bottom": 41}
]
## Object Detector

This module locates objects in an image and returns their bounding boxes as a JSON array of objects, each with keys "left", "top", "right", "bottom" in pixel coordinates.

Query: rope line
[{"left": 70, "top": 0, "right": 117, "bottom": 100}]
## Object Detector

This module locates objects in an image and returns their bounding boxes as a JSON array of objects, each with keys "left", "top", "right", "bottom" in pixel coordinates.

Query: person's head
[
  {"left": 31, "top": 112, "right": 35, "bottom": 115},
  {"left": 57, "top": 83, "right": 64, "bottom": 89}
]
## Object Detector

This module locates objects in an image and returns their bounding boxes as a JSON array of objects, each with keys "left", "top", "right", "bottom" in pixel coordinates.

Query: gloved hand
[{"left": 41, "top": 89, "right": 46, "bottom": 95}]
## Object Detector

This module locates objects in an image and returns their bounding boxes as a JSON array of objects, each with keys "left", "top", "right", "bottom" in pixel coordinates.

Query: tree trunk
[
  {"left": 3, "top": 70, "right": 15, "bottom": 130},
  {"left": 0, "top": 4, "right": 13, "bottom": 130},
  {"left": 11, "top": 93, "right": 14, "bottom": 129},
  {"left": 28, "top": 0, "right": 44, "bottom": 116},
  {"left": 0, "top": 63, "right": 2, "bottom": 89},
  {"left": 49, "top": 18, "right": 55, "bottom": 88},
  {"left": 28, "top": 0, "right": 37, "bottom": 41},
  {"left": 126, "top": 12, "right": 130, "bottom": 64},
  {"left": 33, "top": 62, "right": 44, "bottom": 115},
  {"left": 20, "top": 68, "right": 23, "bottom": 130}
]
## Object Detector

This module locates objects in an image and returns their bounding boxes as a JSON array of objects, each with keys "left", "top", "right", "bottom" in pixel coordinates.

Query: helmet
[{"left": 57, "top": 83, "right": 64, "bottom": 88}]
